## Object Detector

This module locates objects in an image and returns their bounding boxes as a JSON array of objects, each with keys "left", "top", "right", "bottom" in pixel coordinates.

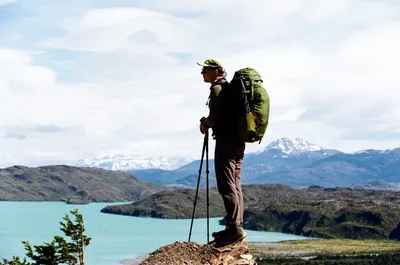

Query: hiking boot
[
  {"left": 212, "top": 223, "right": 244, "bottom": 238},
  {"left": 213, "top": 225, "right": 246, "bottom": 247},
  {"left": 211, "top": 229, "right": 226, "bottom": 238}
]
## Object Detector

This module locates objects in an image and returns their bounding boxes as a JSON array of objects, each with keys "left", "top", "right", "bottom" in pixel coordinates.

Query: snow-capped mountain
[
  {"left": 77, "top": 137, "right": 326, "bottom": 172},
  {"left": 75, "top": 137, "right": 400, "bottom": 189},
  {"left": 261, "top": 137, "right": 323, "bottom": 154},
  {"left": 77, "top": 154, "right": 192, "bottom": 171}
]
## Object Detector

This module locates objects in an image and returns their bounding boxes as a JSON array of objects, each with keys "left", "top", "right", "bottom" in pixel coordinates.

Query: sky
[{"left": 1, "top": 0, "right": 400, "bottom": 168}]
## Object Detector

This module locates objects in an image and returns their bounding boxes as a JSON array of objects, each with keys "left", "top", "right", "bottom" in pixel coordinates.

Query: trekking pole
[
  {"left": 205, "top": 131, "right": 210, "bottom": 244},
  {"left": 188, "top": 133, "right": 207, "bottom": 242}
]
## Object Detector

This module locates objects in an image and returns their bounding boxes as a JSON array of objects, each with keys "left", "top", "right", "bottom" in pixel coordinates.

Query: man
[{"left": 197, "top": 58, "right": 247, "bottom": 246}]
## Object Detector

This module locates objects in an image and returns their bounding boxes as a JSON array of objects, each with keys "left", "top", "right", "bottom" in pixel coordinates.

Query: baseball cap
[{"left": 197, "top": 58, "right": 225, "bottom": 72}]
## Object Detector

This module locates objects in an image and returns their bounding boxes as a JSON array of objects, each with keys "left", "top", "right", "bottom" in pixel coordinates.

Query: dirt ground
[{"left": 139, "top": 241, "right": 221, "bottom": 265}]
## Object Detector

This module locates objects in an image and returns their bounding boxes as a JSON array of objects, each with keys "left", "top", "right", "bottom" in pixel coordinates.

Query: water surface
[{"left": 0, "top": 202, "right": 310, "bottom": 264}]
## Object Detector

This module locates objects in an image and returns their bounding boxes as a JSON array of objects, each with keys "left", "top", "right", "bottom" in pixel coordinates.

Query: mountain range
[
  {"left": 77, "top": 154, "right": 192, "bottom": 170},
  {"left": 78, "top": 137, "right": 400, "bottom": 189}
]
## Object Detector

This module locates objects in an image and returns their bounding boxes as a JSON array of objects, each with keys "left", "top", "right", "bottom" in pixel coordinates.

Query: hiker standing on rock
[{"left": 197, "top": 58, "right": 247, "bottom": 246}]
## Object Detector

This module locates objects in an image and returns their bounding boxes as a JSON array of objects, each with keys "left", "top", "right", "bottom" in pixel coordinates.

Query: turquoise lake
[{"left": 0, "top": 202, "right": 310, "bottom": 264}]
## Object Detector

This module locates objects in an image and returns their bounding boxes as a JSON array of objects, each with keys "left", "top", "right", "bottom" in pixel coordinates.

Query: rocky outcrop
[{"left": 123, "top": 240, "right": 257, "bottom": 265}]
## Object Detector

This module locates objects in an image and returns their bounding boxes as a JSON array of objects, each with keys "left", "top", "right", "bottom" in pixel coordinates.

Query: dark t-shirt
[{"left": 203, "top": 77, "right": 240, "bottom": 138}]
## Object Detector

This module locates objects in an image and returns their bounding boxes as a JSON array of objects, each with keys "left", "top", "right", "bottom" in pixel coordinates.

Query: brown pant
[{"left": 214, "top": 136, "right": 246, "bottom": 227}]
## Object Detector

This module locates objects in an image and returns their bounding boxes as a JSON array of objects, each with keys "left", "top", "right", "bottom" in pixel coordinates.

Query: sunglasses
[
  {"left": 201, "top": 67, "right": 210, "bottom": 74},
  {"left": 201, "top": 67, "right": 219, "bottom": 74}
]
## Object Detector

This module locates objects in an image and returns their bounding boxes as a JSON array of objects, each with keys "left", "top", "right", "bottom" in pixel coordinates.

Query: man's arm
[{"left": 202, "top": 85, "right": 222, "bottom": 127}]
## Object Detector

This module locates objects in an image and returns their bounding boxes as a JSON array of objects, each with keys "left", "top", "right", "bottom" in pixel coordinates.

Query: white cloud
[
  {"left": 0, "top": 47, "right": 207, "bottom": 167},
  {"left": 40, "top": 7, "right": 199, "bottom": 52},
  {"left": 300, "top": 0, "right": 349, "bottom": 23},
  {"left": 334, "top": 23, "right": 400, "bottom": 93},
  {"left": 0, "top": 0, "right": 18, "bottom": 6},
  {"left": 133, "top": 0, "right": 232, "bottom": 13},
  {"left": 1, "top": 0, "right": 400, "bottom": 167}
]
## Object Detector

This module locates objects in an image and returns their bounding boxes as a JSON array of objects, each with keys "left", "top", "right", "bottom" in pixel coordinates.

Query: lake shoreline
[
  {"left": 0, "top": 202, "right": 311, "bottom": 265},
  {"left": 120, "top": 253, "right": 149, "bottom": 265}
]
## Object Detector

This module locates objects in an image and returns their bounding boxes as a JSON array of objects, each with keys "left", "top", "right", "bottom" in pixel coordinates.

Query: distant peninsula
[
  {"left": 101, "top": 184, "right": 400, "bottom": 240},
  {"left": 0, "top": 165, "right": 173, "bottom": 203}
]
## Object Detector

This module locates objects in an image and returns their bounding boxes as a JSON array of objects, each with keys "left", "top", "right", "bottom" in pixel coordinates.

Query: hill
[
  {"left": 101, "top": 188, "right": 225, "bottom": 218},
  {"left": 0, "top": 165, "right": 172, "bottom": 203},
  {"left": 101, "top": 184, "right": 400, "bottom": 240},
  {"left": 100, "top": 184, "right": 289, "bottom": 218},
  {"left": 243, "top": 185, "right": 400, "bottom": 240}
]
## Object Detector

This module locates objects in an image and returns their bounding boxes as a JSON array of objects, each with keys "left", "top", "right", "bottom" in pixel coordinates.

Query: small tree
[
  {"left": 0, "top": 209, "right": 91, "bottom": 265},
  {"left": 58, "top": 209, "right": 91, "bottom": 265}
]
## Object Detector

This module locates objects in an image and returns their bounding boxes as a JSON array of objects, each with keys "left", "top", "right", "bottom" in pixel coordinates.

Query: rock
[
  {"left": 138, "top": 240, "right": 257, "bottom": 265},
  {"left": 66, "top": 197, "right": 91, "bottom": 205},
  {"left": 139, "top": 241, "right": 220, "bottom": 265}
]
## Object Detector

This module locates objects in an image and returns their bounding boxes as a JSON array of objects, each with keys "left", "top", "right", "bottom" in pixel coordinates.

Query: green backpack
[{"left": 230, "top": 67, "right": 270, "bottom": 143}]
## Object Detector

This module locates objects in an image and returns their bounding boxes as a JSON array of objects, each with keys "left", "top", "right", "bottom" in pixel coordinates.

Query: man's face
[{"left": 201, "top": 67, "right": 218, "bottom": 83}]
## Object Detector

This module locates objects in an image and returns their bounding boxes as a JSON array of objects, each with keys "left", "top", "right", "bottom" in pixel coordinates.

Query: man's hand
[{"left": 199, "top": 122, "right": 208, "bottom": 134}]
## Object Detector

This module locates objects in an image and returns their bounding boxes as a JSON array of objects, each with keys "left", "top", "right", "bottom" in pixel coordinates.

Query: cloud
[
  {"left": 342, "top": 129, "right": 400, "bottom": 141},
  {"left": 0, "top": 0, "right": 18, "bottom": 6},
  {"left": 133, "top": 0, "right": 232, "bottom": 14},
  {"left": 40, "top": 7, "right": 199, "bottom": 53},
  {"left": 0, "top": 48, "right": 56, "bottom": 97},
  {"left": 299, "top": 0, "right": 349, "bottom": 23},
  {"left": 2, "top": 125, "right": 70, "bottom": 140},
  {"left": 0, "top": 45, "right": 207, "bottom": 167},
  {"left": 2, "top": 125, "right": 68, "bottom": 139},
  {"left": 3, "top": 133, "right": 27, "bottom": 140},
  {"left": 1, "top": 0, "right": 400, "bottom": 168}
]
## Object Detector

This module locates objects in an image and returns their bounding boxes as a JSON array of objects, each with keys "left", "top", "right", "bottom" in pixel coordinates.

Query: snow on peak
[
  {"left": 264, "top": 137, "right": 323, "bottom": 154},
  {"left": 76, "top": 154, "right": 192, "bottom": 171},
  {"left": 353, "top": 149, "right": 380, "bottom": 154}
]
